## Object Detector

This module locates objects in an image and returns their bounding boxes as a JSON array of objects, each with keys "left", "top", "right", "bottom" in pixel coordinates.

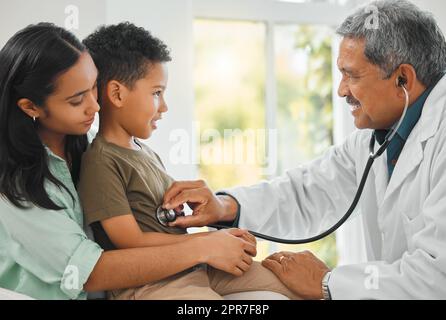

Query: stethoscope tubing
[{"left": 210, "top": 86, "right": 410, "bottom": 244}]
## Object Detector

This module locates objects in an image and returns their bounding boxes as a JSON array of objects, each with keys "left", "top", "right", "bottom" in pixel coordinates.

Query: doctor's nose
[{"left": 337, "top": 77, "right": 350, "bottom": 98}]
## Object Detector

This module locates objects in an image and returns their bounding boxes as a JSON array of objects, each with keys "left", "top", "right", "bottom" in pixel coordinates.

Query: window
[
  {"left": 194, "top": 19, "right": 267, "bottom": 189},
  {"left": 275, "top": 24, "right": 333, "bottom": 173},
  {"left": 274, "top": 24, "right": 337, "bottom": 267},
  {"left": 194, "top": 18, "right": 338, "bottom": 268}
]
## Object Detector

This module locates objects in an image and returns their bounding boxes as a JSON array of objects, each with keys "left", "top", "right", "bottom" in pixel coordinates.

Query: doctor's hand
[
  {"left": 262, "top": 251, "right": 330, "bottom": 300},
  {"left": 163, "top": 180, "right": 238, "bottom": 228}
]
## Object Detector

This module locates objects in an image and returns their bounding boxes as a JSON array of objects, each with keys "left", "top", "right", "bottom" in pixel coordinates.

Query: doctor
[{"left": 163, "top": 0, "right": 446, "bottom": 300}]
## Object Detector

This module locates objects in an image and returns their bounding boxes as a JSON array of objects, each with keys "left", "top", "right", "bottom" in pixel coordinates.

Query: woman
[{"left": 0, "top": 23, "right": 256, "bottom": 300}]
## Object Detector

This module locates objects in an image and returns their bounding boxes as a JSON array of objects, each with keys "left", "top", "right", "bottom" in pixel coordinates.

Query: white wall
[
  {"left": 193, "top": 0, "right": 355, "bottom": 25},
  {"left": 0, "top": 0, "right": 106, "bottom": 46},
  {"left": 105, "top": 0, "right": 197, "bottom": 180},
  {"left": 411, "top": 0, "right": 446, "bottom": 33}
]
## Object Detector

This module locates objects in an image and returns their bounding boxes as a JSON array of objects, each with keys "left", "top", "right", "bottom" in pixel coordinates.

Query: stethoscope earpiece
[{"left": 397, "top": 76, "right": 407, "bottom": 88}]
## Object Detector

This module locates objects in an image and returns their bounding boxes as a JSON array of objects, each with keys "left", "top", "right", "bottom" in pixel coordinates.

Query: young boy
[{"left": 79, "top": 22, "right": 299, "bottom": 300}]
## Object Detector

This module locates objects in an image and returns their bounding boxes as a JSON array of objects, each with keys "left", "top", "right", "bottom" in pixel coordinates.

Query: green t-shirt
[
  {"left": 0, "top": 146, "right": 103, "bottom": 300},
  {"left": 78, "top": 136, "right": 186, "bottom": 251}
]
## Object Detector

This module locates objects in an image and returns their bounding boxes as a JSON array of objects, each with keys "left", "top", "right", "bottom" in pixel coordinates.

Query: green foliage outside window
[{"left": 194, "top": 20, "right": 338, "bottom": 268}]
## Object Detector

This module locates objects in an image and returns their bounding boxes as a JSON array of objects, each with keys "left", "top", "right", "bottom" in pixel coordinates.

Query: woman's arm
[
  {"left": 84, "top": 228, "right": 256, "bottom": 292},
  {"left": 84, "top": 236, "right": 203, "bottom": 291},
  {"left": 0, "top": 195, "right": 256, "bottom": 297}
]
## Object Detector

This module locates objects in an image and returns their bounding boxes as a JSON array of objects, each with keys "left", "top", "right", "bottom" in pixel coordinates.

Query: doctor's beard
[{"left": 347, "top": 96, "right": 362, "bottom": 112}]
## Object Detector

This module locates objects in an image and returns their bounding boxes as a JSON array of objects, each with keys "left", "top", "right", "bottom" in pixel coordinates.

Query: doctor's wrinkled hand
[
  {"left": 163, "top": 180, "right": 238, "bottom": 228},
  {"left": 262, "top": 251, "right": 330, "bottom": 300}
]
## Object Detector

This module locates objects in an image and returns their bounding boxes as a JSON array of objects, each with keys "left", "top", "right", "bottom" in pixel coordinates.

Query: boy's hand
[
  {"left": 238, "top": 229, "right": 257, "bottom": 248},
  {"left": 197, "top": 229, "right": 256, "bottom": 276}
]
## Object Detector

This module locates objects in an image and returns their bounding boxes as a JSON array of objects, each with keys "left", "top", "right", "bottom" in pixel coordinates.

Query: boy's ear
[
  {"left": 106, "top": 80, "right": 128, "bottom": 108},
  {"left": 17, "top": 98, "right": 41, "bottom": 120}
]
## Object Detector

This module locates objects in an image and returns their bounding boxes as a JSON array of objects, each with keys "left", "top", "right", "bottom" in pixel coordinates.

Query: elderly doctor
[{"left": 163, "top": 0, "right": 446, "bottom": 300}]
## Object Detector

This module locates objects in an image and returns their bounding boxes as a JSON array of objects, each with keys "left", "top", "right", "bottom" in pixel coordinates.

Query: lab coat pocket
[{"left": 401, "top": 211, "right": 425, "bottom": 252}]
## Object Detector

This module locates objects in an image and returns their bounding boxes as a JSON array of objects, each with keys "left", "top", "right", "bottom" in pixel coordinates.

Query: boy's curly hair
[{"left": 83, "top": 22, "right": 171, "bottom": 101}]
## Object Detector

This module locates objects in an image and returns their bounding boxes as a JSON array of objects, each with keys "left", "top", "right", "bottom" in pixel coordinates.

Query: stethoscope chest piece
[{"left": 156, "top": 206, "right": 178, "bottom": 227}]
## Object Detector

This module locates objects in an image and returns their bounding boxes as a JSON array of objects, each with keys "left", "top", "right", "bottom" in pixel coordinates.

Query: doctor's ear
[
  {"left": 106, "top": 80, "right": 128, "bottom": 108},
  {"left": 394, "top": 64, "right": 418, "bottom": 94}
]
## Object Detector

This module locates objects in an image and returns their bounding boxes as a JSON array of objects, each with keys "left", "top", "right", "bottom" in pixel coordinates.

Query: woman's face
[{"left": 37, "top": 52, "right": 100, "bottom": 136}]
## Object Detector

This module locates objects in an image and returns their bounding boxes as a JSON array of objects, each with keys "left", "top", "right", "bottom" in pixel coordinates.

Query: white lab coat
[{"left": 225, "top": 74, "right": 446, "bottom": 300}]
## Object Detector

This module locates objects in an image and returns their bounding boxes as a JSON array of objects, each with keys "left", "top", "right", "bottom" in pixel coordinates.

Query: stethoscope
[{"left": 157, "top": 78, "right": 410, "bottom": 244}]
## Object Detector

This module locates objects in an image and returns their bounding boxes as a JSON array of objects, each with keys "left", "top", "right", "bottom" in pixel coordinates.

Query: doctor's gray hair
[{"left": 336, "top": 0, "right": 446, "bottom": 87}]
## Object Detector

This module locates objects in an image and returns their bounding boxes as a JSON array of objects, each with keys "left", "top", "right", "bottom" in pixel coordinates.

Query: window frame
[
  {"left": 192, "top": 0, "right": 361, "bottom": 178},
  {"left": 191, "top": 0, "right": 367, "bottom": 265}
]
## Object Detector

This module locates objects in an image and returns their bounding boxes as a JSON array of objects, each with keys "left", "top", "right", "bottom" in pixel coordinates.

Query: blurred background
[{"left": 1, "top": 0, "right": 445, "bottom": 269}]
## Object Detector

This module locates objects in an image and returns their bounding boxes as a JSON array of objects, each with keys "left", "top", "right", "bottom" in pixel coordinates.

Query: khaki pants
[{"left": 109, "top": 262, "right": 300, "bottom": 300}]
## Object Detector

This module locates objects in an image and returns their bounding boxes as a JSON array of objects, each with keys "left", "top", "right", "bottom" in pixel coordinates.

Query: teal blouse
[{"left": 0, "top": 146, "right": 103, "bottom": 300}]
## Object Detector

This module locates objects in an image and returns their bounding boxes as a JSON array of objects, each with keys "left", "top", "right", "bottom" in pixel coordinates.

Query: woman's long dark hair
[{"left": 0, "top": 23, "right": 88, "bottom": 210}]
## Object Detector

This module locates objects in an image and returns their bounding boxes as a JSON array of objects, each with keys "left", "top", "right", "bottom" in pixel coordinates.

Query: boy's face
[{"left": 121, "top": 62, "right": 168, "bottom": 139}]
